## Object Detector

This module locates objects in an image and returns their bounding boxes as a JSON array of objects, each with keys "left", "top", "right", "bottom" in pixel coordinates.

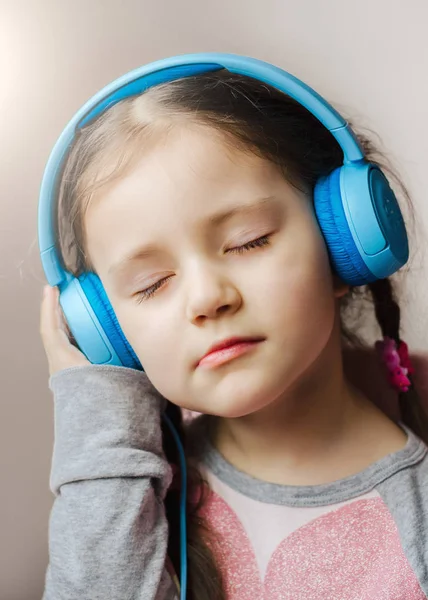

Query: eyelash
[
  {"left": 134, "top": 234, "right": 271, "bottom": 303},
  {"left": 227, "top": 234, "right": 271, "bottom": 254},
  {"left": 135, "top": 277, "right": 171, "bottom": 304}
]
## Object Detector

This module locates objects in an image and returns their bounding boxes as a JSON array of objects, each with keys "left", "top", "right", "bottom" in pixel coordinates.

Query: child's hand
[{"left": 40, "top": 285, "right": 90, "bottom": 376}]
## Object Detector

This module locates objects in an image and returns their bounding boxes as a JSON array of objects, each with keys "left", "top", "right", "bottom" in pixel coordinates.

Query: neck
[{"left": 211, "top": 322, "right": 398, "bottom": 486}]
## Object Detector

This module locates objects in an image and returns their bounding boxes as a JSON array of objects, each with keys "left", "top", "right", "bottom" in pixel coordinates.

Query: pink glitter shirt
[{"left": 190, "top": 420, "right": 428, "bottom": 599}]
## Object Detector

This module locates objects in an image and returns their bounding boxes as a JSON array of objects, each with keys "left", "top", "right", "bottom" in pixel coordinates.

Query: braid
[
  {"left": 162, "top": 402, "right": 185, "bottom": 575},
  {"left": 369, "top": 279, "right": 401, "bottom": 341},
  {"left": 368, "top": 279, "right": 428, "bottom": 444},
  {"left": 161, "top": 402, "right": 226, "bottom": 600}
]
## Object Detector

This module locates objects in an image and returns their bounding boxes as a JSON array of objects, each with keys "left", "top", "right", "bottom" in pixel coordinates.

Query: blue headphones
[
  {"left": 38, "top": 52, "right": 409, "bottom": 372},
  {"left": 38, "top": 53, "right": 409, "bottom": 599}
]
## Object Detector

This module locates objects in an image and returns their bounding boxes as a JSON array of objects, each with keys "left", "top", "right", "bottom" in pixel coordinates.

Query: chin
[
  {"left": 195, "top": 375, "right": 282, "bottom": 419},
  {"left": 213, "top": 404, "right": 265, "bottom": 419}
]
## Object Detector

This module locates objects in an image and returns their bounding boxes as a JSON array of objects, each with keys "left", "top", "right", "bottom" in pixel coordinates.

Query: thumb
[{"left": 40, "top": 285, "right": 90, "bottom": 375}]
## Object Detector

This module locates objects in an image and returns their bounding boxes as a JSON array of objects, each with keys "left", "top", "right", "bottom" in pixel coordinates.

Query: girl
[{"left": 39, "top": 54, "right": 428, "bottom": 599}]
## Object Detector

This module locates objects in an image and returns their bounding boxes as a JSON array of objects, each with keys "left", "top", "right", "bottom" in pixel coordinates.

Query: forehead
[
  {"left": 86, "top": 124, "right": 285, "bottom": 221},
  {"left": 83, "top": 125, "right": 294, "bottom": 271}
]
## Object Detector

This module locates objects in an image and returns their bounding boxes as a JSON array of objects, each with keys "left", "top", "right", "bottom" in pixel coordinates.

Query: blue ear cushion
[
  {"left": 79, "top": 272, "right": 142, "bottom": 370},
  {"left": 314, "top": 167, "right": 377, "bottom": 286}
]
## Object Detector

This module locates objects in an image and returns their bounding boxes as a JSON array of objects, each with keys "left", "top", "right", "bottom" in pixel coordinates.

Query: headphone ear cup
[
  {"left": 314, "top": 167, "right": 376, "bottom": 286},
  {"left": 78, "top": 272, "right": 142, "bottom": 370}
]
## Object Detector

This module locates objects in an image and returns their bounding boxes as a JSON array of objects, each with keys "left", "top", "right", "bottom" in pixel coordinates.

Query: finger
[
  {"left": 40, "top": 286, "right": 66, "bottom": 346},
  {"left": 40, "top": 285, "right": 55, "bottom": 339},
  {"left": 40, "top": 285, "right": 89, "bottom": 371}
]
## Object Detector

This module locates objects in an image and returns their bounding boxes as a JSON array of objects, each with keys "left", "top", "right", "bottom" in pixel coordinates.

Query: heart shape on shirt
[{"left": 200, "top": 492, "right": 425, "bottom": 599}]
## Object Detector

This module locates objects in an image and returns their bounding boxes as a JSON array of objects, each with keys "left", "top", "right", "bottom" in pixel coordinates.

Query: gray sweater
[{"left": 43, "top": 365, "right": 178, "bottom": 600}]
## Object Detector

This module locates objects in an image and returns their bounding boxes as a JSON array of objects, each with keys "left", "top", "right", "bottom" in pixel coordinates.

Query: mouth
[{"left": 197, "top": 336, "right": 265, "bottom": 369}]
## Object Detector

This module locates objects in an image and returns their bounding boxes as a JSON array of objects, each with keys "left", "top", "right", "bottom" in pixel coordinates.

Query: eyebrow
[
  {"left": 108, "top": 243, "right": 160, "bottom": 275},
  {"left": 207, "top": 195, "right": 278, "bottom": 226},
  {"left": 108, "top": 195, "right": 278, "bottom": 275}
]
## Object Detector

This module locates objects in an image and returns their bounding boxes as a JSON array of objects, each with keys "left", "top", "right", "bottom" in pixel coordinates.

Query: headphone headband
[{"left": 38, "top": 52, "right": 365, "bottom": 286}]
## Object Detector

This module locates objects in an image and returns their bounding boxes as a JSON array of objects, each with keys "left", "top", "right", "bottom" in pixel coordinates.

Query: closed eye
[
  {"left": 134, "top": 276, "right": 172, "bottom": 304},
  {"left": 227, "top": 234, "right": 271, "bottom": 254},
  {"left": 134, "top": 234, "right": 272, "bottom": 303}
]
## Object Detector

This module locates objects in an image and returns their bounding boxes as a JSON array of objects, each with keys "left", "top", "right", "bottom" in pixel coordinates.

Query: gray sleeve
[
  {"left": 377, "top": 444, "right": 428, "bottom": 595},
  {"left": 42, "top": 364, "right": 178, "bottom": 600}
]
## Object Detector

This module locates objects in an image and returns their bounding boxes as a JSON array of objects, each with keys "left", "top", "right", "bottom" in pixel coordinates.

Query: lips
[{"left": 197, "top": 336, "right": 265, "bottom": 369}]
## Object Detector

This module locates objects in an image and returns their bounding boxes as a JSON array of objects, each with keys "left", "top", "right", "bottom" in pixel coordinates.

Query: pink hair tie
[{"left": 375, "top": 336, "right": 415, "bottom": 393}]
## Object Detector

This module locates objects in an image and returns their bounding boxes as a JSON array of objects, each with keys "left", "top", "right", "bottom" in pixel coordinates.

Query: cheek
[
  {"left": 260, "top": 223, "right": 334, "bottom": 310},
  {"left": 257, "top": 224, "right": 336, "bottom": 335},
  {"left": 124, "top": 315, "right": 170, "bottom": 359},
  {"left": 115, "top": 307, "right": 186, "bottom": 396}
]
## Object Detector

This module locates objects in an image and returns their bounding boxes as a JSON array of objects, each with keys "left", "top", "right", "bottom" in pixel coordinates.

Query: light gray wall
[{"left": 1, "top": 1, "right": 427, "bottom": 597}]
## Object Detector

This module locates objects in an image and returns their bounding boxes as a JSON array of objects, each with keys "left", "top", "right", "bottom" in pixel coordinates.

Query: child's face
[{"left": 85, "top": 125, "right": 346, "bottom": 417}]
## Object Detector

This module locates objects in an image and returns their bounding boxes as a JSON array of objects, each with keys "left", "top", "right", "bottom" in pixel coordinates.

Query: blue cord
[{"left": 162, "top": 412, "right": 188, "bottom": 600}]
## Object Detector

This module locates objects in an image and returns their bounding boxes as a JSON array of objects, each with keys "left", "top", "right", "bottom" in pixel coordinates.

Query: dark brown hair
[{"left": 57, "top": 69, "right": 427, "bottom": 600}]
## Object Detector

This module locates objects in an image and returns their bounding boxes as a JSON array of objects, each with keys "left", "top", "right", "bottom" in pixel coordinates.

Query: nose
[{"left": 185, "top": 262, "right": 242, "bottom": 325}]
